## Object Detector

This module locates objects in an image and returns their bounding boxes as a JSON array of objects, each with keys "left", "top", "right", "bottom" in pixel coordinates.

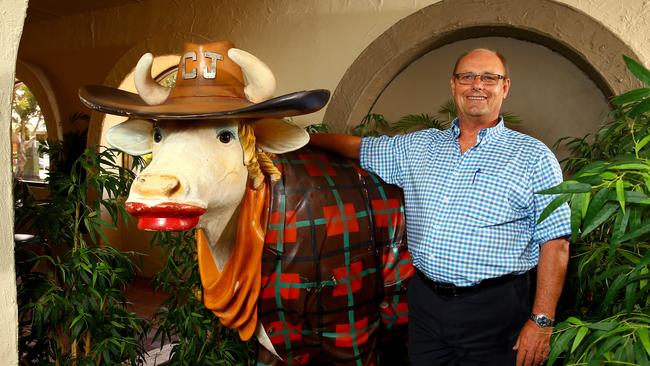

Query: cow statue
[{"left": 80, "top": 41, "right": 413, "bottom": 365}]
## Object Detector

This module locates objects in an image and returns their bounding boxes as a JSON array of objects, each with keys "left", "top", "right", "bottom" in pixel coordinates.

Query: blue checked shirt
[{"left": 360, "top": 117, "right": 571, "bottom": 286}]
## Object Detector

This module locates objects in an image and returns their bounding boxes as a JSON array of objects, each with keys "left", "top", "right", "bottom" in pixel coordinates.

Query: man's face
[{"left": 450, "top": 50, "right": 510, "bottom": 123}]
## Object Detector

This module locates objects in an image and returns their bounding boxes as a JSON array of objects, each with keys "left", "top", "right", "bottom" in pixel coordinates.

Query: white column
[{"left": 0, "top": 1, "right": 28, "bottom": 365}]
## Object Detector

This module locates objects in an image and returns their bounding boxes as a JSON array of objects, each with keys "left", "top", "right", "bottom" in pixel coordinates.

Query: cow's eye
[
  {"left": 217, "top": 130, "right": 234, "bottom": 144},
  {"left": 153, "top": 126, "right": 163, "bottom": 143}
]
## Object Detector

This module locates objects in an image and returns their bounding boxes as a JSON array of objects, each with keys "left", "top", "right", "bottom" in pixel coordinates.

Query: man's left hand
[{"left": 513, "top": 320, "right": 553, "bottom": 366}]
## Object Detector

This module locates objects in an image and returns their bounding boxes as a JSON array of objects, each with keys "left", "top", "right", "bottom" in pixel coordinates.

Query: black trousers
[{"left": 408, "top": 271, "right": 533, "bottom": 366}]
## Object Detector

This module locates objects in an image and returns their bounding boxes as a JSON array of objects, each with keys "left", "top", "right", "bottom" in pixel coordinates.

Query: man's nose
[{"left": 471, "top": 76, "right": 484, "bottom": 89}]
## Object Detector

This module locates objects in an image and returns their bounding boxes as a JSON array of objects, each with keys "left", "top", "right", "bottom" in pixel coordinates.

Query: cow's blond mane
[{"left": 238, "top": 123, "right": 281, "bottom": 189}]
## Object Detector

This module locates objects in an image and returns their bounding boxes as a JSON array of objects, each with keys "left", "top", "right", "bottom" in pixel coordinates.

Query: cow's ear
[
  {"left": 252, "top": 119, "right": 309, "bottom": 154},
  {"left": 106, "top": 119, "right": 153, "bottom": 156}
]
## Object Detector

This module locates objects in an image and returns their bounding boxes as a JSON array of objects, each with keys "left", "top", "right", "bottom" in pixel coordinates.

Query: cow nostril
[{"left": 134, "top": 174, "right": 181, "bottom": 197}]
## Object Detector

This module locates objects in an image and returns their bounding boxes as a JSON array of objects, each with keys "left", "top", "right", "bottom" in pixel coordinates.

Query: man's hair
[{"left": 452, "top": 48, "right": 509, "bottom": 77}]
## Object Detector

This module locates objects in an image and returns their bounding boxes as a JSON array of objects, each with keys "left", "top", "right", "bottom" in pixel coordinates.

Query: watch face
[
  {"left": 537, "top": 316, "right": 553, "bottom": 327},
  {"left": 532, "top": 314, "right": 554, "bottom": 327}
]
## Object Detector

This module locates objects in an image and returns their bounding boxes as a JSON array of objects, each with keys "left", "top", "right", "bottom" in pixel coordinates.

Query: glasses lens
[
  {"left": 481, "top": 74, "right": 500, "bottom": 85},
  {"left": 457, "top": 73, "right": 476, "bottom": 85}
]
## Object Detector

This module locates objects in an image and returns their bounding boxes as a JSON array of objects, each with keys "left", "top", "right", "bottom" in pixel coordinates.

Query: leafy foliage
[
  {"left": 350, "top": 113, "right": 390, "bottom": 136},
  {"left": 150, "top": 230, "right": 254, "bottom": 365},
  {"left": 350, "top": 99, "right": 522, "bottom": 136},
  {"left": 15, "top": 144, "right": 149, "bottom": 365},
  {"left": 305, "top": 123, "right": 330, "bottom": 134},
  {"left": 11, "top": 82, "right": 47, "bottom": 179},
  {"left": 543, "top": 56, "right": 650, "bottom": 364}
]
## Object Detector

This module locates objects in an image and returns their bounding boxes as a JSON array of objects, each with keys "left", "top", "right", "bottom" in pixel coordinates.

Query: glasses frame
[{"left": 453, "top": 72, "right": 507, "bottom": 85}]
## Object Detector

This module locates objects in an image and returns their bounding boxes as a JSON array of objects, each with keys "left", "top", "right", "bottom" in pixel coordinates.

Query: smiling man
[{"left": 309, "top": 49, "right": 571, "bottom": 366}]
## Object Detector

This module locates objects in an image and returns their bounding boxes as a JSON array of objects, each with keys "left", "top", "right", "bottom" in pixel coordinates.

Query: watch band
[{"left": 530, "top": 313, "right": 555, "bottom": 328}]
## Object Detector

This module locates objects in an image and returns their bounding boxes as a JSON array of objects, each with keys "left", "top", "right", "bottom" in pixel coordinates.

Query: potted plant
[
  {"left": 541, "top": 56, "right": 650, "bottom": 364},
  {"left": 15, "top": 143, "right": 149, "bottom": 365}
]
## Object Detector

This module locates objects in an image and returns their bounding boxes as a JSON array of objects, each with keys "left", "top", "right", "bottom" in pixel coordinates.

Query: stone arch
[
  {"left": 323, "top": 0, "right": 642, "bottom": 132},
  {"left": 15, "top": 60, "right": 62, "bottom": 141}
]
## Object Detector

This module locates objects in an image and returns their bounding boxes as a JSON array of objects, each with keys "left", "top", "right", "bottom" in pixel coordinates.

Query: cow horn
[
  {"left": 228, "top": 48, "right": 276, "bottom": 103},
  {"left": 134, "top": 53, "right": 171, "bottom": 106}
]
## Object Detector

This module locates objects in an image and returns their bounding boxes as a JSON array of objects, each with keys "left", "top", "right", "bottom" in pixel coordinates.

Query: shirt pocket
[{"left": 458, "top": 168, "right": 525, "bottom": 227}]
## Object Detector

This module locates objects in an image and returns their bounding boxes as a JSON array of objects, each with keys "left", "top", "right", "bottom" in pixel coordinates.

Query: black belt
[{"left": 416, "top": 269, "right": 529, "bottom": 297}]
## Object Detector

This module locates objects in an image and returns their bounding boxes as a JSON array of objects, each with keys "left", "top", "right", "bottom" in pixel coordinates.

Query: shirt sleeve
[
  {"left": 359, "top": 134, "right": 412, "bottom": 187},
  {"left": 530, "top": 149, "right": 572, "bottom": 246}
]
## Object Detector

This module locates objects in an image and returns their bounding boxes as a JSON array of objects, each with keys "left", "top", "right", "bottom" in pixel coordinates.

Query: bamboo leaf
[
  {"left": 636, "top": 134, "right": 650, "bottom": 153},
  {"left": 618, "top": 220, "right": 650, "bottom": 243},
  {"left": 571, "top": 326, "right": 589, "bottom": 353},
  {"left": 634, "top": 340, "right": 650, "bottom": 364},
  {"left": 565, "top": 317, "right": 584, "bottom": 326},
  {"left": 570, "top": 193, "right": 584, "bottom": 240},
  {"left": 583, "top": 188, "right": 610, "bottom": 229},
  {"left": 630, "top": 206, "right": 642, "bottom": 231},
  {"left": 581, "top": 202, "right": 619, "bottom": 237},
  {"left": 581, "top": 191, "right": 591, "bottom": 218},
  {"left": 624, "top": 55, "right": 650, "bottom": 86},
  {"left": 639, "top": 267, "right": 650, "bottom": 293},
  {"left": 610, "top": 209, "right": 629, "bottom": 248},
  {"left": 538, "top": 181, "right": 592, "bottom": 194},
  {"left": 629, "top": 98, "right": 650, "bottom": 118},
  {"left": 611, "top": 87, "right": 650, "bottom": 106},
  {"left": 548, "top": 326, "right": 577, "bottom": 364},
  {"left": 537, "top": 193, "right": 571, "bottom": 224},
  {"left": 605, "top": 190, "right": 650, "bottom": 204},
  {"left": 638, "top": 327, "right": 650, "bottom": 357},
  {"left": 616, "top": 179, "right": 626, "bottom": 213},
  {"left": 608, "top": 162, "right": 650, "bottom": 170}
]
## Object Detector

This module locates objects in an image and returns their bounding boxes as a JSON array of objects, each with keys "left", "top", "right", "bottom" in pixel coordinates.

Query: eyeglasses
[{"left": 453, "top": 72, "right": 506, "bottom": 85}]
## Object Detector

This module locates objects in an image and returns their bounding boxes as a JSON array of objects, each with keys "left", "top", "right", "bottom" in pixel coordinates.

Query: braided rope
[{"left": 238, "top": 122, "right": 282, "bottom": 189}]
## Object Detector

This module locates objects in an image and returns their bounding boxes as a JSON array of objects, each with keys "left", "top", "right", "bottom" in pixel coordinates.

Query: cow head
[
  {"left": 98, "top": 42, "right": 320, "bottom": 237},
  {"left": 106, "top": 117, "right": 308, "bottom": 233}
]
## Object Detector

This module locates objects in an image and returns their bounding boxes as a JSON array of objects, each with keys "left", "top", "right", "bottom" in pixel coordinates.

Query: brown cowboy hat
[{"left": 79, "top": 40, "right": 330, "bottom": 120}]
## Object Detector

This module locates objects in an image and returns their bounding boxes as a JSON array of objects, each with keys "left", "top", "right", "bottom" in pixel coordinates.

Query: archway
[{"left": 324, "top": 0, "right": 642, "bottom": 132}]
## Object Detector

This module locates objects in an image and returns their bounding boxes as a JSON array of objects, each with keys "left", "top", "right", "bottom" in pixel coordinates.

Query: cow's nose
[{"left": 133, "top": 174, "right": 181, "bottom": 197}]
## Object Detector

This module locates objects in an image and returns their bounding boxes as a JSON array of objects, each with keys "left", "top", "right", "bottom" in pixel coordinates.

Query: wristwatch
[{"left": 530, "top": 313, "right": 555, "bottom": 328}]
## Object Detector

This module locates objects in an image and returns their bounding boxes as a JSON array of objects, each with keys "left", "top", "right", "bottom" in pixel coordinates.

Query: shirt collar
[{"left": 451, "top": 116, "right": 505, "bottom": 144}]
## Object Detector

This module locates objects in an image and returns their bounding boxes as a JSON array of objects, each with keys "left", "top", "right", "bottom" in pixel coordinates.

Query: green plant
[
  {"left": 15, "top": 144, "right": 149, "bottom": 365},
  {"left": 351, "top": 99, "right": 522, "bottom": 137},
  {"left": 350, "top": 113, "right": 390, "bottom": 136},
  {"left": 305, "top": 123, "right": 330, "bottom": 134},
  {"left": 541, "top": 56, "right": 650, "bottom": 364},
  {"left": 151, "top": 230, "right": 254, "bottom": 365}
]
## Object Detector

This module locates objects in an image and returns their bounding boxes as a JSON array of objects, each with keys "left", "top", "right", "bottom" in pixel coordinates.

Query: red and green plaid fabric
[{"left": 256, "top": 148, "right": 412, "bottom": 366}]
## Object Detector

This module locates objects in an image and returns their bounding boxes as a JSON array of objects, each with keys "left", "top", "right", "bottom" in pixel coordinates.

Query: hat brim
[{"left": 79, "top": 85, "right": 330, "bottom": 120}]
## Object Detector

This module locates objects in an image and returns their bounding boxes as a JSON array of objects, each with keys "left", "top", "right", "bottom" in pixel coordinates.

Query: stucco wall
[
  {"left": 16, "top": 0, "right": 650, "bottom": 138},
  {"left": 2, "top": 1, "right": 27, "bottom": 364}
]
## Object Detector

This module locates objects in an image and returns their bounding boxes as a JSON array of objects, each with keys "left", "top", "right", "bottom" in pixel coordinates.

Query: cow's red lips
[{"left": 125, "top": 202, "right": 207, "bottom": 231}]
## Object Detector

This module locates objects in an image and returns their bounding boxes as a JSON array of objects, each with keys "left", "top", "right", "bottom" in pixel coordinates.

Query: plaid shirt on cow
[
  {"left": 257, "top": 149, "right": 412, "bottom": 366},
  {"left": 360, "top": 117, "right": 571, "bottom": 287}
]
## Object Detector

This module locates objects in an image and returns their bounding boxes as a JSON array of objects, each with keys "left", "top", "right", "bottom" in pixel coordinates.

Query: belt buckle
[{"left": 434, "top": 282, "right": 459, "bottom": 297}]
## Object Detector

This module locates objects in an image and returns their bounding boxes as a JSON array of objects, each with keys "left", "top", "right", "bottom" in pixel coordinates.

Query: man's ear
[{"left": 503, "top": 78, "right": 511, "bottom": 99}]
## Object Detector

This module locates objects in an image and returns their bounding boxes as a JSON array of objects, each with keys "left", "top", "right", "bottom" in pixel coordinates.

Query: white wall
[{"left": 2, "top": 1, "right": 28, "bottom": 365}]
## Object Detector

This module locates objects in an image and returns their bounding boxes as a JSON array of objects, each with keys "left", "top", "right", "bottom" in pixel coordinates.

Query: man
[{"left": 309, "top": 49, "right": 571, "bottom": 366}]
